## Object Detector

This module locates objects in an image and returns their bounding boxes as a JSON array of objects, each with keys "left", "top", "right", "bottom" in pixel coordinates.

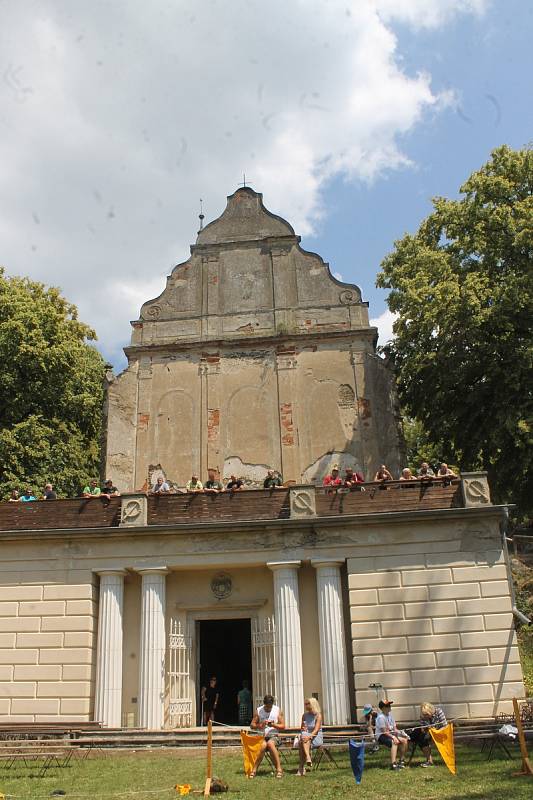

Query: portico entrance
[{"left": 198, "top": 619, "right": 252, "bottom": 725}]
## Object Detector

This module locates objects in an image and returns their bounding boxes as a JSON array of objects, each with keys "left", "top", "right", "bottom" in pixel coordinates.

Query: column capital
[
  {"left": 311, "top": 559, "right": 345, "bottom": 569},
  {"left": 134, "top": 566, "right": 170, "bottom": 576},
  {"left": 94, "top": 568, "right": 127, "bottom": 577},
  {"left": 267, "top": 561, "right": 301, "bottom": 572}
]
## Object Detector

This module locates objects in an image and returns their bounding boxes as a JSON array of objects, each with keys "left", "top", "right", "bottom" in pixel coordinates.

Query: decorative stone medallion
[
  {"left": 461, "top": 472, "right": 491, "bottom": 507},
  {"left": 339, "top": 289, "right": 358, "bottom": 305},
  {"left": 211, "top": 572, "right": 232, "bottom": 599},
  {"left": 119, "top": 495, "right": 148, "bottom": 527},
  {"left": 290, "top": 486, "right": 317, "bottom": 518}
]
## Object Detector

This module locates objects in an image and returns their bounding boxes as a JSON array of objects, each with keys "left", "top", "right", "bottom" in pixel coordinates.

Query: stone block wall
[
  {"left": 349, "top": 550, "right": 524, "bottom": 721},
  {"left": 0, "top": 582, "right": 97, "bottom": 721}
]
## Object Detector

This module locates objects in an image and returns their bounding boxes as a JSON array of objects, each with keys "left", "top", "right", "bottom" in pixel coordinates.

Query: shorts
[
  {"left": 265, "top": 732, "right": 280, "bottom": 745},
  {"left": 378, "top": 734, "right": 394, "bottom": 749}
]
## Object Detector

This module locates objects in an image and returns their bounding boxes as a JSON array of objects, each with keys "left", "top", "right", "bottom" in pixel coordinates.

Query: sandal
[
  {"left": 276, "top": 771, "right": 283, "bottom": 779},
  {"left": 249, "top": 771, "right": 256, "bottom": 779}
]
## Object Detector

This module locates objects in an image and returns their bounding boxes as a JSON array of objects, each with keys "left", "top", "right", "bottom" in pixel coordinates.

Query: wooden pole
[
  {"left": 204, "top": 719, "right": 213, "bottom": 796},
  {"left": 512, "top": 697, "right": 533, "bottom": 777}
]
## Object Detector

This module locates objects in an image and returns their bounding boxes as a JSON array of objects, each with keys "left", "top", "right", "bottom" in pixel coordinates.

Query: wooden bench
[{"left": 0, "top": 745, "right": 75, "bottom": 778}]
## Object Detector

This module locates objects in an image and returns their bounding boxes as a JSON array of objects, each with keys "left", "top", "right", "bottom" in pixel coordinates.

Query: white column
[
  {"left": 94, "top": 570, "right": 126, "bottom": 727},
  {"left": 137, "top": 567, "right": 168, "bottom": 729},
  {"left": 312, "top": 560, "right": 350, "bottom": 725},
  {"left": 267, "top": 561, "right": 304, "bottom": 726}
]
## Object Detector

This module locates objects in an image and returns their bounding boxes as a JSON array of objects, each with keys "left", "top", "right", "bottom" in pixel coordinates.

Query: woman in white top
[{"left": 249, "top": 694, "right": 285, "bottom": 779}]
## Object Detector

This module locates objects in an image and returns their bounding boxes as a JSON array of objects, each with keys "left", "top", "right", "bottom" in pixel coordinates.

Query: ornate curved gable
[{"left": 134, "top": 187, "right": 368, "bottom": 346}]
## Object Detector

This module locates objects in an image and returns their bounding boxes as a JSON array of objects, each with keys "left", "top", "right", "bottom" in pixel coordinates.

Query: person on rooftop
[
  {"left": 204, "top": 469, "right": 224, "bottom": 493},
  {"left": 343, "top": 467, "right": 365, "bottom": 491},
  {"left": 82, "top": 479, "right": 101, "bottom": 498},
  {"left": 437, "top": 463, "right": 456, "bottom": 478},
  {"left": 186, "top": 474, "right": 204, "bottom": 493},
  {"left": 152, "top": 476, "right": 170, "bottom": 494},
  {"left": 101, "top": 479, "right": 120, "bottom": 498},
  {"left": 399, "top": 468, "right": 416, "bottom": 481},
  {"left": 374, "top": 465, "right": 394, "bottom": 483},
  {"left": 42, "top": 483, "right": 57, "bottom": 500},
  {"left": 8, "top": 490, "right": 20, "bottom": 502},
  {"left": 323, "top": 465, "right": 342, "bottom": 489},
  {"left": 20, "top": 487, "right": 36, "bottom": 502},
  {"left": 418, "top": 462, "right": 435, "bottom": 480},
  {"left": 263, "top": 469, "right": 283, "bottom": 489},
  {"left": 226, "top": 474, "right": 244, "bottom": 491}
]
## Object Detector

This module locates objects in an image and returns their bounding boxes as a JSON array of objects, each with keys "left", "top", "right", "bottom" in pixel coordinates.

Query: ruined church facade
[{"left": 105, "top": 187, "right": 401, "bottom": 491}]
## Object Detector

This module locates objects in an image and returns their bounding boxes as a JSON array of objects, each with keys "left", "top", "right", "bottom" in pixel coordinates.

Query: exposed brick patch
[
  {"left": 201, "top": 353, "right": 220, "bottom": 364},
  {"left": 280, "top": 402, "right": 295, "bottom": 446},
  {"left": 208, "top": 408, "right": 220, "bottom": 442},
  {"left": 138, "top": 413, "right": 150, "bottom": 430},
  {"left": 358, "top": 398, "right": 371, "bottom": 419}
]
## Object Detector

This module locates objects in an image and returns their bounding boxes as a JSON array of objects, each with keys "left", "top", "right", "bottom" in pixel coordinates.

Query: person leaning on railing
[
  {"left": 82, "top": 479, "right": 101, "bottom": 498},
  {"left": 263, "top": 469, "right": 283, "bottom": 489},
  {"left": 373, "top": 465, "right": 394, "bottom": 487},
  {"left": 323, "top": 464, "right": 342, "bottom": 491}
]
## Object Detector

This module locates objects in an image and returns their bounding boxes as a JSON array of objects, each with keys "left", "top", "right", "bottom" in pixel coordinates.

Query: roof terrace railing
[{"left": 0, "top": 474, "right": 492, "bottom": 533}]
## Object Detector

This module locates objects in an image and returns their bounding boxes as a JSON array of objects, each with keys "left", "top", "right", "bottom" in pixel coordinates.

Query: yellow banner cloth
[
  {"left": 240, "top": 731, "right": 264, "bottom": 776},
  {"left": 429, "top": 722, "right": 456, "bottom": 775}
]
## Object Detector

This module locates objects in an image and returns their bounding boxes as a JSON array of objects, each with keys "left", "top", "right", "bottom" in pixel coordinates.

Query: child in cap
[
  {"left": 375, "top": 699, "right": 410, "bottom": 770},
  {"left": 361, "top": 703, "right": 379, "bottom": 751}
]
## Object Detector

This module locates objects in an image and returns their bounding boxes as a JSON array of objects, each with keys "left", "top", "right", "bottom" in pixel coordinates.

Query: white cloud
[
  {"left": 370, "top": 308, "right": 398, "bottom": 347},
  {"left": 0, "top": 0, "right": 483, "bottom": 366}
]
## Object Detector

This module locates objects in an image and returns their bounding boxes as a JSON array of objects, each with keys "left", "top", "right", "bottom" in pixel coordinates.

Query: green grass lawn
[{"left": 0, "top": 745, "right": 531, "bottom": 800}]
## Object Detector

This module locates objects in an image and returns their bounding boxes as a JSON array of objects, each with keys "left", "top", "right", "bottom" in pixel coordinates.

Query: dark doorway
[{"left": 199, "top": 618, "right": 252, "bottom": 725}]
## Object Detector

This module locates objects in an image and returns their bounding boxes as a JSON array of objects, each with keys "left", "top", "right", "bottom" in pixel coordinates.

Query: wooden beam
[{"left": 513, "top": 697, "right": 533, "bottom": 777}]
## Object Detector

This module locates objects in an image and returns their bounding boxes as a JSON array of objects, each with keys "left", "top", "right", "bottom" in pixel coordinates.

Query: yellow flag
[
  {"left": 240, "top": 731, "right": 264, "bottom": 776},
  {"left": 429, "top": 722, "right": 456, "bottom": 775}
]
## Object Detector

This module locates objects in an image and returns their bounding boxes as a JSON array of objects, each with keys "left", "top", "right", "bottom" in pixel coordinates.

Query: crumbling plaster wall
[{"left": 105, "top": 338, "right": 401, "bottom": 491}]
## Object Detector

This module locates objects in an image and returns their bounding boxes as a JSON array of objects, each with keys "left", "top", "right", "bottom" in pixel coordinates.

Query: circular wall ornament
[
  {"left": 211, "top": 572, "right": 232, "bottom": 599},
  {"left": 339, "top": 289, "right": 359, "bottom": 305},
  {"left": 145, "top": 304, "right": 162, "bottom": 319}
]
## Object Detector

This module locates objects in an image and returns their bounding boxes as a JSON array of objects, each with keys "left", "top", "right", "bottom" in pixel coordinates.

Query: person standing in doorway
[
  {"left": 237, "top": 679, "right": 253, "bottom": 726},
  {"left": 201, "top": 676, "right": 219, "bottom": 725}
]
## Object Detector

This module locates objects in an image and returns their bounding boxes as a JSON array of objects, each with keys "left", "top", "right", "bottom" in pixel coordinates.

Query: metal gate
[
  {"left": 251, "top": 616, "right": 276, "bottom": 710},
  {"left": 167, "top": 619, "right": 192, "bottom": 728}
]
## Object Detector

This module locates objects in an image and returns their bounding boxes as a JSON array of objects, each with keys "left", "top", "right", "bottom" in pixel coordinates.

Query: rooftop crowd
[{"left": 3, "top": 462, "right": 458, "bottom": 503}]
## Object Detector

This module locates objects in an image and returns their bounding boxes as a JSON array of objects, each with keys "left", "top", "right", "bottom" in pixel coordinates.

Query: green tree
[
  {"left": 0, "top": 269, "right": 105, "bottom": 498},
  {"left": 377, "top": 145, "right": 533, "bottom": 513}
]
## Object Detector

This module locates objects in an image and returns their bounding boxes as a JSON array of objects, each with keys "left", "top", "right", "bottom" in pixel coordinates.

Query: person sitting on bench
[
  {"left": 249, "top": 695, "right": 285, "bottom": 779},
  {"left": 375, "top": 699, "right": 410, "bottom": 770},
  {"left": 361, "top": 703, "right": 379, "bottom": 751},
  {"left": 409, "top": 703, "right": 447, "bottom": 767},
  {"left": 297, "top": 697, "right": 323, "bottom": 776}
]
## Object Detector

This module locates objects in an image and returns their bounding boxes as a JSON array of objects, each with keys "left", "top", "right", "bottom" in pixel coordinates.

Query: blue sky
[
  {"left": 1, "top": 1, "right": 531, "bottom": 368},
  {"left": 308, "top": 0, "right": 533, "bottom": 333}
]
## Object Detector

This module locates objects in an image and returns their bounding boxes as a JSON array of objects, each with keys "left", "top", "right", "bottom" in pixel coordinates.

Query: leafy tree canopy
[
  {"left": 0, "top": 269, "right": 105, "bottom": 498},
  {"left": 377, "top": 145, "right": 533, "bottom": 513}
]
